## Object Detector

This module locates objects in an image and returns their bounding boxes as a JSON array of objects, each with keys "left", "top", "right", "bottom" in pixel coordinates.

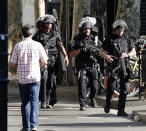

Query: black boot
[
  {"left": 46, "top": 101, "right": 53, "bottom": 109},
  {"left": 40, "top": 101, "right": 46, "bottom": 108},
  {"left": 80, "top": 106, "right": 86, "bottom": 111},
  {"left": 117, "top": 110, "right": 128, "bottom": 117},
  {"left": 104, "top": 104, "right": 110, "bottom": 113},
  {"left": 90, "top": 98, "right": 97, "bottom": 108},
  {"left": 79, "top": 104, "right": 86, "bottom": 111}
]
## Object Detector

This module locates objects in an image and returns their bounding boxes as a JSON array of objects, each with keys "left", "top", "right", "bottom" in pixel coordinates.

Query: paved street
[
  {"left": 8, "top": 102, "right": 146, "bottom": 131},
  {"left": 8, "top": 85, "right": 146, "bottom": 131}
]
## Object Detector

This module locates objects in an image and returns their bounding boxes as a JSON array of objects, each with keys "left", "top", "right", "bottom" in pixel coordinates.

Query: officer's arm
[
  {"left": 69, "top": 49, "right": 80, "bottom": 57},
  {"left": 99, "top": 48, "right": 113, "bottom": 63},
  {"left": 99, "top": 48, "right": 107, "bottom": 59},
  {"left": 60, "top": 45, "right": 68, "bottom": 57},
  {"left": 60, "top": 45, "right": 69, "bottom": 67}
]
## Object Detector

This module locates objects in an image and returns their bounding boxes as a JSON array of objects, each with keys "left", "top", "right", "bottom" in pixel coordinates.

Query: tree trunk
[
  {"left": 34, "top": 0, "right": 45, "bottom": 21},
  {"left": 38, "top": 0, "right": 45, "bottom": 17},
  {"left": 60, "top": 0, "right": 66, "bottom": 47},
  {"left": 116, "top": 0, "right": 141, "bottom": 37},
  {"left": 90, "top": 0, "right": 107, "bottom": 18},
  {"left": 8, "top": 0, "right": 22, "bottom": 74}
]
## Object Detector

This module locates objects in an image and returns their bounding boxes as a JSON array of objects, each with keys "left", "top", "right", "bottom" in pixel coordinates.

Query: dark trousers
[
  {"left": 106, "top": 71, "right": 129, "bottom": 111},
  {"left": 39, "top": 60, "right": 57, "bottom": 105},
  {"left": 40, "top": 68, "right": 48, "bottom": 102},
  {"left": 78, "top": 68, "right": 98, "bottom": 107}
]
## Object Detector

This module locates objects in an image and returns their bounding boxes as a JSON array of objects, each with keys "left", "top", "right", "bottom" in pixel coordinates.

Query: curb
[{"left": 132, "top": 110, "right": 146, "bottom": 123}]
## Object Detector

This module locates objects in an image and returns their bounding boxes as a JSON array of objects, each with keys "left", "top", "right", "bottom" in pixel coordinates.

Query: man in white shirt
[{"left": 11, "top": 24, "right": 48, "bottom": 131}]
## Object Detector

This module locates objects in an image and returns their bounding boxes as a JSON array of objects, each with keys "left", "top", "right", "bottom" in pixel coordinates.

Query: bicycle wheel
[
  {"left": 113, "top": 59, "right": 140, "bottom": 97},
  {"left": 113, "top": 79, "right": 140, "bottom": 97}
]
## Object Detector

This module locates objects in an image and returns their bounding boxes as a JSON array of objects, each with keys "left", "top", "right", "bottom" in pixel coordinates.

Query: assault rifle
[
  {"left": 113, "top": 41, "right": 128, "bottom": 78},
  {"left": 43, "top": 33, "right": 60, "bottom": 49},
  {"left": 81, "top": 41, "right": 100, "bottom": 57}
]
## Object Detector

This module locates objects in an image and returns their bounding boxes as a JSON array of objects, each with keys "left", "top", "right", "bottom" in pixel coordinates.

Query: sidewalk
[{"left": 8, "top": 75, "right": 146, "bottom": 124}]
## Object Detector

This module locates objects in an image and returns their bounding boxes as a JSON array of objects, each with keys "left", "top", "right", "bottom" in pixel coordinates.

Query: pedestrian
[
  {"left": 70, "top": 21, "right": 100, "bottom": 111},
  {"left": 33, "top": 15, "right": 69, "bottom": 108},
  {"left": 99, "top": 19, "right": 136, "bottom": 116},
  {"left": 10, "top": 24, "right": 48, "bottom": 131}
]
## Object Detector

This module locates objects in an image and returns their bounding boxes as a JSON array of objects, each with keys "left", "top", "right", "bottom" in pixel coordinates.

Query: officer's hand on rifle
[
  {"left": 121, "top": 53, "right": 128, "bottom": 59},
  {"left": 99, "top": 48, "right": 114, "bottom": 63},
  {"left": 105, "top": 55, "right": 114, "bottom": 63}
]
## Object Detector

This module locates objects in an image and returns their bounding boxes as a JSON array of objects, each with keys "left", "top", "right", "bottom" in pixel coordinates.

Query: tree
[
  {"left": 116, "top": 0, "right": 141, "bottom": 37},
  {"left": 34, "top": 0, "right": 45, "bottom": 20},
  {"left": 8, "top": 0, "right": 22, "bottom": 74}
]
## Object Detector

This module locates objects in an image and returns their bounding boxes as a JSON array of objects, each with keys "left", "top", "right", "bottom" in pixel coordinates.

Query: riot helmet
[
  {"left": 112, "top": 19, "right": 128, "bottom": 30},
  {"left": 43, "top": 15, "right": 56, "bottom": 24},
  {"left": 79, "top": 17, "right": 96, "bottom": 28},
  {"left": 81, "top": 21, "right": 93, "bottom": 30},
  {"left": 42, "top": 15, "right": 56, "bottom": 30}
]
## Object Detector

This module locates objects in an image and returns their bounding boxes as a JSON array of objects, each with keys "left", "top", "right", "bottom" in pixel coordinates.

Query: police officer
[
  {"left": 33, "top": 15, "right": 69, "bottom": 108},
  {"left": 70, "top": 21, "right": 99, "bottom": 111},
  {"left": 99, "top": 19, "right": 136, "bottom": 116}
]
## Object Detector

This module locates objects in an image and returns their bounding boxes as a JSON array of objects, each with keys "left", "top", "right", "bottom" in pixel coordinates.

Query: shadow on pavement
[{"left": 39, "top": 121, "right": 145, "bottom": 127}]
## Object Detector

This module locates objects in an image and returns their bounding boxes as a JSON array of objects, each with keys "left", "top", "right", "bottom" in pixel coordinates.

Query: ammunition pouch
[{"left": 72, "top": 67, "right": 86, "bottom": 79}]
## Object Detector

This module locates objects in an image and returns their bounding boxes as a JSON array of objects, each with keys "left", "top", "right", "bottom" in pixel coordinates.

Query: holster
[{"left": 77, "top": 69, "right": 87, "bottom": 79}]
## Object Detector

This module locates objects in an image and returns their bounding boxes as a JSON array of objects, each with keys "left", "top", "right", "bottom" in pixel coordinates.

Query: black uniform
[
  {"left": 32, "top": 29, "right": 62, "bottom": 107},
  {"left": 101, "top": 34, "right": 135, "bottom": 113},
  {"left": 70, "top": 33, "right": 99, "bottom": 108}
]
